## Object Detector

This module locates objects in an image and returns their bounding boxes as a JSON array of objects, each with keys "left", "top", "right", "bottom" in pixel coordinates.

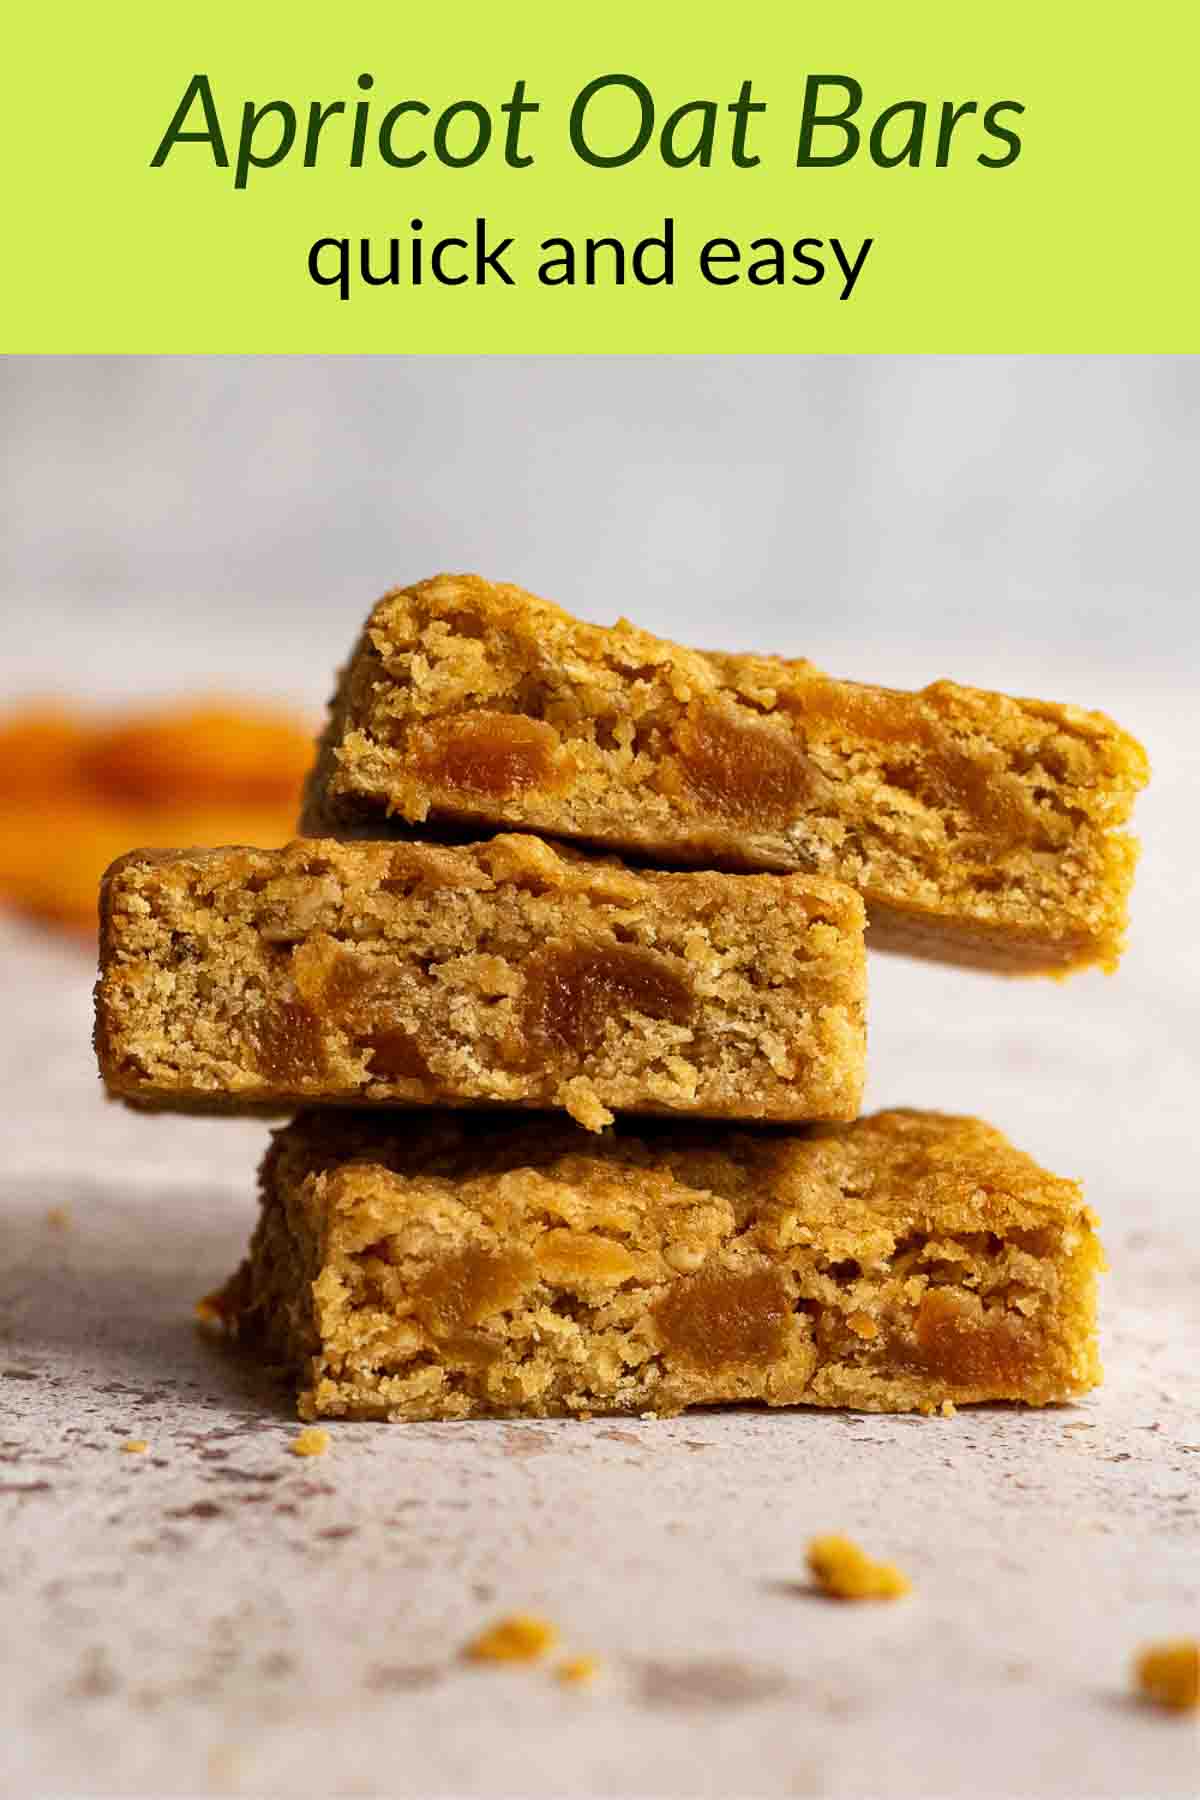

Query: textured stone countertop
[{"left": 1, "top": 736, "right": 1196, "bottom": 1798}]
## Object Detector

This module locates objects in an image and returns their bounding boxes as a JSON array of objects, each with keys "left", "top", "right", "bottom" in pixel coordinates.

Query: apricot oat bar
[
  {"left": 302, "top": 575, "right": 1148, "bottom": 974},
  {"left": 95, "top": 834, "right": 865, "bottom": 1129},
  {"left": 213, "top": 1107, "right": 1104, "bottom": 1420}
]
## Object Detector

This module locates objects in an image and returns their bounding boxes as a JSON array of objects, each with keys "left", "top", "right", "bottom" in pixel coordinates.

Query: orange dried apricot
[
  {"left": 411, "top": 710, "right": 569, "bottom": 801},
  {"left": 82, "top": 702, "right": 313, "bottom": 804},
  {"left": 0, "top": 696, "right": 312, "bottom": 939},
  {"left": 521, "top": 941, "right": 693, "bottom": 1061},
  {"left": 653, "top": 1267, "right": 791, "bottom": 1372},
  {"left": 671, "top": 702, "right": 817, "bottom": 826}
]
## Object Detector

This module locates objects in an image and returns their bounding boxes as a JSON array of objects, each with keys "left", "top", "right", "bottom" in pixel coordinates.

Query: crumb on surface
[
  {"left": 557, "top": 1655, "right": 599, "bottom": 1686},
  {"left": 45, "top": 1206, "right": 71, "bottom": 1229},
  {"left": 290, "top": 1427, "right": 330, "bottom": 1458},
  {"left": 464, "top": 1614, "right": 558, "bottom": 1663},
  {"left": 558, "top": 1077, "right": 614, "bottom": 1134},
  {"left": 807, "top": 1534, "right": 911, "bottom": 1601},
  {"left": 1134, "top": 1640, "right": 1199, "bottom": 1711},
  {"left": 120, "top": 1439, "right": 149, "bottom": 1454}
]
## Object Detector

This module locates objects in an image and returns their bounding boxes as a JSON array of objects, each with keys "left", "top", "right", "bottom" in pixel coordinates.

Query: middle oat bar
[{"left": 95, "top": 834, "right": 866, "bottom": 1129}]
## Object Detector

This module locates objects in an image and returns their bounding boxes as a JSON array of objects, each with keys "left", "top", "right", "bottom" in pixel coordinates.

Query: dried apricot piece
[
  {"left": 522, "top": 940, "right": 693, "bottom": 1061},
  {"left": 411, "top": 711, "right": 568, "bottom": 801},
  {"left": 414, "top": 1247, "right": 536, "bottom": 1336},
  {"left": 670, "top": 702, "right": 817, "bottom": 825},
  {"left": 653, "top": 1268, "right": 791, "bottom": 1372},
  {"left": 250, "top": 997, "right": 327, "bottom": 1087},
  {"left": 905, "top": 1288, "right": 1035, "bottom": 1391},
  {"left": 83, "top": 702, "right": 314, "bottom": 804},
  {"left": 0, "top": 704, "right": 89, "bottom": 797}
]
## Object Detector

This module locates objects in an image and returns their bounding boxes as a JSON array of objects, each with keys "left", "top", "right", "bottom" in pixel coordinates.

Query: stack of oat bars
[{"left": 94, "top": 575, "right": 1148, "bottom": 1423}]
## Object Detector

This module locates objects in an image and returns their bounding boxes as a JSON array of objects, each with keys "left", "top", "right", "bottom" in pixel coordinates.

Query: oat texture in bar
[
  {"left": 95, "top": 834, "right": 865, "bottom": 1129},
  {"left": 302, "top": 575, "right": 1148, "bottom": 974},
  {"left": 212, "top": 1108, "right": 1104, "bottom": 1421}
]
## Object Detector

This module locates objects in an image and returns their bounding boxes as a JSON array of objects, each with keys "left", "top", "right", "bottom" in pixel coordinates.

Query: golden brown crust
[
  {"left": 301, "top": 575, "right": 1148, "bottom": 976},
  {"left": 94, "top": 834, "right": 865, "bottom": 1130},
  {"left": 216, "top": 1108, "right": 1104, "bottom": 1421}
]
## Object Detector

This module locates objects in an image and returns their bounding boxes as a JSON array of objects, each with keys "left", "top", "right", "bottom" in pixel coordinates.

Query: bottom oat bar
[{"left": 214, "top": 1109, "right": 1104, "bottom": 1420}]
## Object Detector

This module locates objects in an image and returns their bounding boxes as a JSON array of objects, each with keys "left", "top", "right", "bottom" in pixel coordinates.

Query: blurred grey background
[{"left": 1, "top": 356, "right": 1196, "bottom": 705}]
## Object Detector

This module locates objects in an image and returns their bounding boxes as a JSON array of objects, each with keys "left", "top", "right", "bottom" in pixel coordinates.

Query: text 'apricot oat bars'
[
  {"left": 95, "top": 833, "right": 865, "bottom": 1130},
  {"left": 302, "top": 574, "right": 1149, "bottom": 974},
  {"left": 211, "top": 1107, "right": 1104, "bottom": 1421}
]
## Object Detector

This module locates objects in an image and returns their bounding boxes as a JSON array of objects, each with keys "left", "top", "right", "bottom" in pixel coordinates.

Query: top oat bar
[{"left": 302, "top": 575, "right": 1149, "bottom": 975}]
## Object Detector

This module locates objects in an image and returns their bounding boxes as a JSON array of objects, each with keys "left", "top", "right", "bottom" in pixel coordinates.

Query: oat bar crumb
[
  {"left": 465, "top": 1614, "right": 558, "bottom": 1663},
  {"left": 807, "top": 1534, "right": 911, "bottom": 1601},
  {"left": 557, "top": 1655, "right": 599, "bottom": 1685},
  {"left": 1134, "top": 1640, "right": 1199, "bottom": 1712},
  {"left": 120, "top": 1440, "right": 149, "bottom": 1454},
  {"left": 290, "top": 1427, "right": 330, "bottom": 1458}
]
